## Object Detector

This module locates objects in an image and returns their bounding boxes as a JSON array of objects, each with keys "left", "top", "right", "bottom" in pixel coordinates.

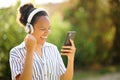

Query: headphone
[{"left": 25, "top": 8, "right": 48, "bottom": 34}]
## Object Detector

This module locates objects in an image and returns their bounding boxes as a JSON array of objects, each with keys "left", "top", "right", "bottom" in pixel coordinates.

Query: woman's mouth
[{"left": 40, "top": 36, "right": 47, "bottom": 42}]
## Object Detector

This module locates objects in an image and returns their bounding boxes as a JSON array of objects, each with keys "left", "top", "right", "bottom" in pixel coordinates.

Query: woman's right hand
[{"left": 24, "top": 34, "right": 36, "bottom": 52}]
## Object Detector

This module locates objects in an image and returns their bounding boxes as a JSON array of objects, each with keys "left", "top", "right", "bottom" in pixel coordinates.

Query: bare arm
[
  {"left": 60, "top": 39, "right": 76, "bottom": 80},
  {"left": 16, "top": 34, "right": 36, "bottom": 80}
]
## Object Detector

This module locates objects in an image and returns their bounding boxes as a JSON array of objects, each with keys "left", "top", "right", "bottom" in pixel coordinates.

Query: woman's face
[{"left": 33, "top": 16, "right": 51, "bottom": 45}]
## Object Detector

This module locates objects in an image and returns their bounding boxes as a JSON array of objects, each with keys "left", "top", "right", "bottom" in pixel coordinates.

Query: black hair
[{"left": 18, "top": 3, "right": 48, "bottom": 26}]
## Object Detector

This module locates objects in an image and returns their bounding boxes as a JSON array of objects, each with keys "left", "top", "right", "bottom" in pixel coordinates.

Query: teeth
[{"left": 41, "top": 36, "right": 47, "bottom": 39}]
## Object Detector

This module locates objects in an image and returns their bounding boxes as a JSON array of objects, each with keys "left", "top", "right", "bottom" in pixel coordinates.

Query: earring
[{"left": 25, "top": 23, "right": 34, "bottom": 34}]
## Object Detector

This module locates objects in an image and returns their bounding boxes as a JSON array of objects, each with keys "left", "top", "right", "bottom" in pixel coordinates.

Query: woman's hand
[
  {"left": 24, "top": 34, "right": 36, "bottom": 52},
  {"left": 61, "top": 39, "right": 76, "bottom": 60}
]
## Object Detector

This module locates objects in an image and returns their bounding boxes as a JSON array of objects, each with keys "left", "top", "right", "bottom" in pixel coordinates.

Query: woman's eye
[
  {"left": 39, "top": 28, "right": 51, "bottom": 31},
  {"left": 40, "top": 28, "right": 46, "bottom": 30}
]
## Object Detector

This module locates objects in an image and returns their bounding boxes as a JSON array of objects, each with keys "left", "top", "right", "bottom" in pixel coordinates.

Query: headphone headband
[{"left": 27, "top": 8, "right": 48, "bottom": 23}]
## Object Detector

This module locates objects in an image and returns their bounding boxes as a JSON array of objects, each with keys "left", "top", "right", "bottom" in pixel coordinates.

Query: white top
[{"left": 9, "top": 42, "right": 66, "bottom": 80}]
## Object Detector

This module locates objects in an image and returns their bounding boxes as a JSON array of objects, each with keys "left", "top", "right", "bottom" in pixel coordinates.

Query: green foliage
[
  {"left": 109, "top": 0, "right": 120, "bottom": 64},
  {"left": 0, "top": 3, "right": 25, "bottom": 79},
  {"left": 64, "top": 0, "right": 114, "bottom": 67}
]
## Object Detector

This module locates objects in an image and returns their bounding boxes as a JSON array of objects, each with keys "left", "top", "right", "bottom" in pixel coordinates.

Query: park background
[{"left": 0, "top": 0, "right": 120, "bottom": 80}]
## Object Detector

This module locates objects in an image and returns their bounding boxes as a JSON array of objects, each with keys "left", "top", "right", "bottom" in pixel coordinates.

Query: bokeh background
[{"left": 0, "top": 0, "right": 120, "bottom": 80}]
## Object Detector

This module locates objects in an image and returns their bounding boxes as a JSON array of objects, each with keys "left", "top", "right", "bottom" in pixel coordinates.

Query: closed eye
[{"left": 39, "top": 27, "right": 51, "bottom": 31}]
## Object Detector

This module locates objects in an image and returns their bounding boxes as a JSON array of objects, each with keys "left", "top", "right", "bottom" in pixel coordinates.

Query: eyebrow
[
  {"left": 39, "top": 26, "right": 44, "bottom": 28},
  {"left": 39, "top": 26, "right": 51, "bottom": 28}
]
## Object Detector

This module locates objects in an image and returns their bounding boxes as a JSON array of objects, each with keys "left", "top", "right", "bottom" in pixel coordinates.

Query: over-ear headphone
[
  {"left": 25, "top": 8, "right": 48, "bottom": 34},
  {"left": 25, "top": 23, "right": 34, "bottom": 34}
]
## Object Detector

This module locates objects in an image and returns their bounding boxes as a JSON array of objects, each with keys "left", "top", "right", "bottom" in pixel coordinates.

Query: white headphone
[{"left": 25, "top": 8, "right": 48, "bottom": 34}]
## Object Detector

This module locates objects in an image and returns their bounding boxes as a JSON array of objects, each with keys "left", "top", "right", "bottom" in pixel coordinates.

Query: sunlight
[
  {"left": 35, "top": 0, "right": 64, "bottom": 4},
  {"left": 0, "top": 0, "right": 16, "bottom": 8},
  {"left": 0, "top": 0, "right": 65, "bottom": 8}
]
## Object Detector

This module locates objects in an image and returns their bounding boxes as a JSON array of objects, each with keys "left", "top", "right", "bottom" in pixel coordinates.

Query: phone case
[{"left": 64, "top": 31, "right": 76, "bottom": 46}]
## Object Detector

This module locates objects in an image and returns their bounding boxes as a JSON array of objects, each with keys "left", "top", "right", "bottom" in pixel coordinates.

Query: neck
[
  {"left": 34, "top": 43, "right": 43, "bottom": 57},
  {"left": 36, "top": 43, "right": 43, "bottom": 49}
]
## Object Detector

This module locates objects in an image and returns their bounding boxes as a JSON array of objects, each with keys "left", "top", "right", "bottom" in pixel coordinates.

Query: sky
[{"left": 0, "top": 0, "right": 65, "bottom": 8}]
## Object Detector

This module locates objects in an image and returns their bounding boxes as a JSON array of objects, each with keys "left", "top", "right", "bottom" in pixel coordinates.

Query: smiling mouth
[
  {"left": 41, "top": 36, "right": 47, "bottom": 39},
  {"left": 40, "top": 36, "right": 48, "bottom": 42}
]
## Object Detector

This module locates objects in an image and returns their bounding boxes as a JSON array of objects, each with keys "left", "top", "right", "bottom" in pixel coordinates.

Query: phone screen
[{"left": 64, "top": 31, "right": 76, "bottom": 46}]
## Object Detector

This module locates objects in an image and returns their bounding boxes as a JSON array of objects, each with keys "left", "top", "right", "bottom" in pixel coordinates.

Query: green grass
[
  {"left": 73, "top": 70, "right": 100, "bottom": 80},
  {"left": 73, "top": 65, "right": 120, "bottom": 80}
]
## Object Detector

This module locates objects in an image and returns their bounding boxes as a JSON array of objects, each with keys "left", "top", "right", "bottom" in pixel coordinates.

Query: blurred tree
[
  {"left": 109, "top": 0, "right": 120, "bottom": 64},
  {"left": 64, "top": 0, "right": 114, "bottom": 68},
  {"left": 0, "top": 1, "right": 26, "bottom": 79}
]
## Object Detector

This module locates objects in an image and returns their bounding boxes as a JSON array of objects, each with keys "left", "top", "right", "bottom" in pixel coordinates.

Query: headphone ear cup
[{"left": 25, "top": 23, "right": 34, "bottom": 34}]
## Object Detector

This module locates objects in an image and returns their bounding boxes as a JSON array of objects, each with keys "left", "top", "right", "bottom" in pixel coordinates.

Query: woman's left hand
[{"left": 61, "top": 39, "right": 76, "bottom": 60}]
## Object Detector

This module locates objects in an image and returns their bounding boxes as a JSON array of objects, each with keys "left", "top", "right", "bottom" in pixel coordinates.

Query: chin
[
  {"left": 41, "top": 42, "right": 45, "bottom": 45},
  {"left": 39, "top": 41, "right": 46, "bottom": 45}
]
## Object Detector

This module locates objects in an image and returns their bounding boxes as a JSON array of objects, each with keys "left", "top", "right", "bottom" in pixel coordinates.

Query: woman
[{"left": 9, "top": 3, "right": 76, "bottom": 80}]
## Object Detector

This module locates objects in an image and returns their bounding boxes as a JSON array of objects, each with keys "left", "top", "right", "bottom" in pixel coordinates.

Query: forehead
[{"left": 35, "top": 16, "right": 50, "bottom": 25}]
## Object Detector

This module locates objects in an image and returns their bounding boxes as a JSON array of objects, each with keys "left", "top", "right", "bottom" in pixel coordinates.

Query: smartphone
[{"left": 64, "top": 31, "right": 76, "bottom": 46}]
